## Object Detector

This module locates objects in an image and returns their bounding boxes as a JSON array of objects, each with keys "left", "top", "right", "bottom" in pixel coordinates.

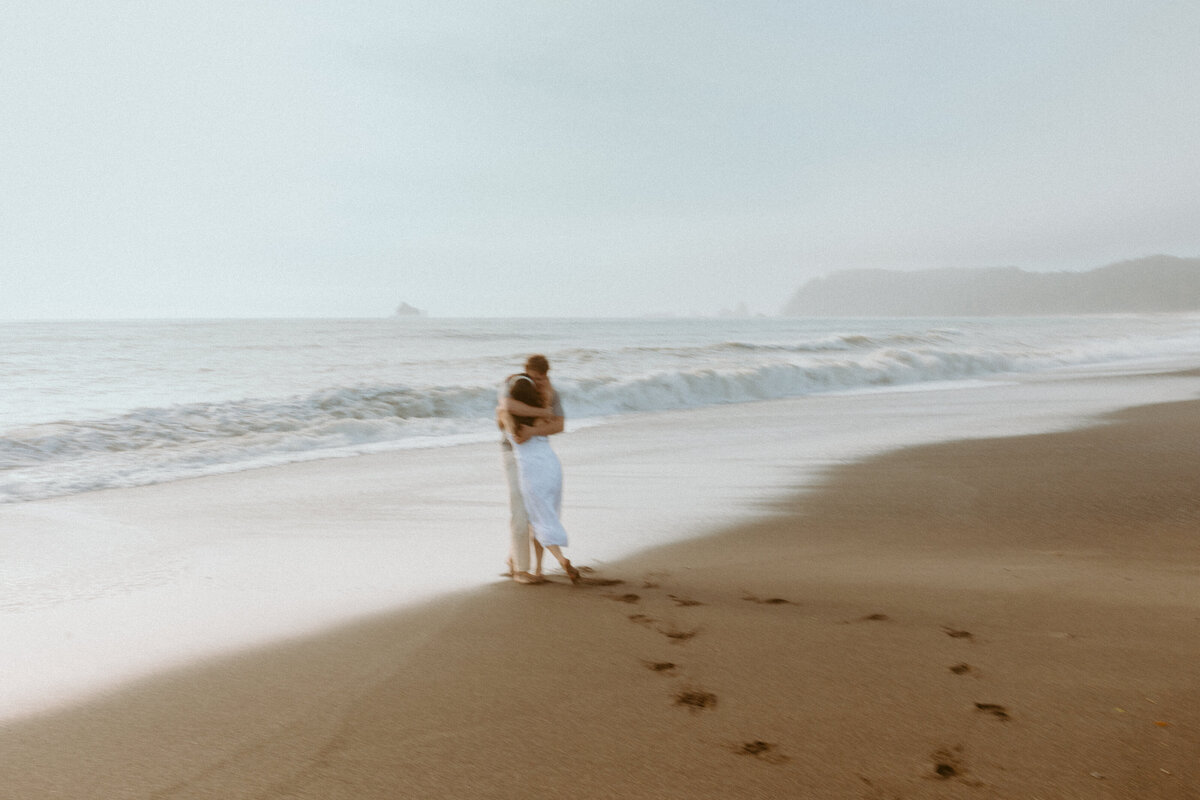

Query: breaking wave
[{"left": 4, "top": 316, "right": 1199, "bottom": 503}]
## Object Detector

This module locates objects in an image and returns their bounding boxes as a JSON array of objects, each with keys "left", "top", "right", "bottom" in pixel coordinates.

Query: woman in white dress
[{"left": 501, "top": 375, "right": 580, "bottom": 584}]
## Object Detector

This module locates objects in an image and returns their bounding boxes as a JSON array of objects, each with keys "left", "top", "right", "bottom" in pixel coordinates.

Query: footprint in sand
[
  {"left": 609, "top": 593, "right": 641, "bottom": 604},
  {"left": 931, "top": 746, "right": 967, "bottom": 780},
  {"left": 974, "top": 702, "right": 1011, "bottom": 721},
  {"left": 641, "top": 660, "right": 678, "bottom": 675},
  {"left": 860, "top": 613, "right": 890, "bottom": 622},
  {"left": 674, "top": 688, "right": 717, "bottom": 711},
  {"left": 949, "top": 663, "right": 975, "bottom": 675},
  {"left": 583, "top": 577, "right": 625, "bottom": 587},
  {"left": 942, "top": 626, "right": 975, "bottom": 641},
  {"left": 732, "top": 740, "right": 789, "bottom": 764},
  {"left": 742, "top": 592, "right": 793, "bottom": 605},
  {"left": 560, "top": 565, "right": 621, "bottom": 587},
  {"left": 668, "top": 594, "right": 704, "bottom": 607},
  {"left": 628, "top": 613, "right": 656, "bottom": 626},
  {"left": 642, "top": 571, "right": 668, "bottom": 589},
  {"left": 659, "top": 626, "right": 699, "bottom": 642}
]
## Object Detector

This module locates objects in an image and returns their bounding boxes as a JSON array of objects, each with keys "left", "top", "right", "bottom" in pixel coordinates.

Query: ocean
[{"left": 4, "top": 314, "right": 1200, "bottom": 504}]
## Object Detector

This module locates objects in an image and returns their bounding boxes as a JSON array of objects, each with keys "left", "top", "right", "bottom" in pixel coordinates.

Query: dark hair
[
  {"left": 524, "top": 354, "right": 550, "bottom": 375},
  {"left": 508, "top": 374, "right": 544, "bottom": 428}
]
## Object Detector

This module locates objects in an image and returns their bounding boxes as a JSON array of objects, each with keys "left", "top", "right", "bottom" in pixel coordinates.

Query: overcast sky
[{"left": 3, "top": 1, "right": 1198, "bottom": 319}]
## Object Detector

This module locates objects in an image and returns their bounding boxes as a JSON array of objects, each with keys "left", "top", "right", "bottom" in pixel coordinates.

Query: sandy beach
[{"left": 3, "top": 371, "right": 1199, "bottom": 798}]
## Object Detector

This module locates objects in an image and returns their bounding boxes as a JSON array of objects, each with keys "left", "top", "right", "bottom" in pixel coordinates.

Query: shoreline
[
  {"left": 3, "top": 387, "right": 1199, "bottom": 797},
  {"left": 3, "top": 365, "right": 1200, "bottom": 722},
  {"left": 4, "top": 363, "right": 1199, "bottom": 724}
]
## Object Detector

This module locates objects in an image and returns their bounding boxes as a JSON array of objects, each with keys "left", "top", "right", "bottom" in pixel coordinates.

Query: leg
[
  {"left": 516, "top": 444, "right": 574, "bottom": 581},
  {"left": 502, "top": 447, "right": 535, "bottom": 581},
  {"left": 533, "top": 537, "right": 545, "bottom": 577},
  {"left": 516, "top": 525, "right": 544, "bottom": 584},
  {"left": 545, "top": 545, "right": 581, "bottom": 584}
]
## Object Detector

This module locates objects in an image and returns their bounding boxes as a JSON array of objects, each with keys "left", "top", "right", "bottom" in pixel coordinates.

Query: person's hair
[
  {"left": 524, "top": 354, "right": 550, "bottom": 375},
  {"left": 508, "top": 374, "right": 544, "bottom": 428}
]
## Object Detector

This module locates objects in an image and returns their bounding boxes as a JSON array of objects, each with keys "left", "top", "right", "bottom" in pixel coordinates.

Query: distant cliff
[{"left": 782, "top": 256, "right": 1200, "bottom": 316}]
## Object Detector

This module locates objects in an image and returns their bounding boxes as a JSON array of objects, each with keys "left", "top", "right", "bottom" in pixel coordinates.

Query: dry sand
[{"left": 3, "top": 398, "right": 1199, "bottom": 799}]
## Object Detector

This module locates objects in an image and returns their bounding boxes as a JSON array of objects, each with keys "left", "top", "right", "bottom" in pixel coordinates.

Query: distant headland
[
  {"left": 781, "top": 255, "right": 1200, "bottom": 316},
  {"left": 393, "top": 302, "right": 426, "bottom": 318}
]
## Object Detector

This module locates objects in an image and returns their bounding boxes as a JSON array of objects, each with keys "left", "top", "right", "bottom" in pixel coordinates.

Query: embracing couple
[{"left": 497, "top": 354, "right": 580, "bottom": 585}]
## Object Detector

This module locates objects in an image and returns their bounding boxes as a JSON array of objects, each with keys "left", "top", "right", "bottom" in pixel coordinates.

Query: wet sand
[{"left": 3, "top": 397, "right": 1199, "bottom": 798}]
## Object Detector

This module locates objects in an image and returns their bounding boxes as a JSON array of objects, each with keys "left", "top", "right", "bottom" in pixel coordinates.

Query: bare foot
[{"left": 513, "top": 571, "right": 544, "bottom": 584}]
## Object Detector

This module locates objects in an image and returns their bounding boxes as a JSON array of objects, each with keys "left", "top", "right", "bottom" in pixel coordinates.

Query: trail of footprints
[
  {"left": 583, "top": 568, "right": 1014, "bottom": 783},
  {"left": 597, "top": 572, "right": 795, "bottom": 765}
]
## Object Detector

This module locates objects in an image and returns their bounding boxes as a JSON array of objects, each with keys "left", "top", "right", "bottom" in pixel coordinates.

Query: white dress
[{"left": 507, "top": 433, "right": 568, "bottom": 547}]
